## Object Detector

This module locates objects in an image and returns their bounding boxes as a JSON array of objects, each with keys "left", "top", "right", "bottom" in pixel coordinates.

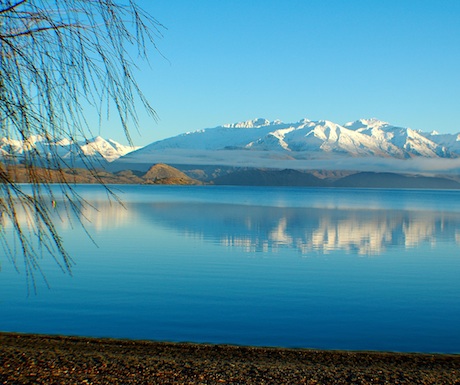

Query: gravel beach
[{"left": 1, "top": 333, "right": 459, "bottom": 384}]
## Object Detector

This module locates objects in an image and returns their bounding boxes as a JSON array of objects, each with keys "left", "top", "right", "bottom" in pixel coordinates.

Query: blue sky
[{"left": 97, "top": 0, "right": 460, "bottom": 144}]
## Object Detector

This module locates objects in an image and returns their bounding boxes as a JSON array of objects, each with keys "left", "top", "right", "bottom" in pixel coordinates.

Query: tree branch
[
  {"left": 0, "top": 0, "right": 28, "bottom": 15},
  {"left": 1, "top": 23, "right": 77, "bottom": 39}
]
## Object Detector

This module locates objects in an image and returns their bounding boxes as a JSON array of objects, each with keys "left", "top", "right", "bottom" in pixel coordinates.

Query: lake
[{"left": 1, "top": 185, "right": 460, "bottom": 354}]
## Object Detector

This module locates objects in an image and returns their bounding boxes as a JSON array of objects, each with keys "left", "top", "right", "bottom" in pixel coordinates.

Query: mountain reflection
[
  {"left": 40, "top": 199, "right": 460, "bottom": 256},
  {"left": 129, "top": 202, "right": 460, "bottom": 256}
]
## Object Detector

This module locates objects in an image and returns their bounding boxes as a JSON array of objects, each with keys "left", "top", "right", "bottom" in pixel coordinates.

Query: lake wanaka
[{"left": 1, "top": 185, "right": 460, "bottom": 354}]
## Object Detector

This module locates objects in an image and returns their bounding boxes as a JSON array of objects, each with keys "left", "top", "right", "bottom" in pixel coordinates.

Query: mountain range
[
  {"left": 0, "top": 135, "right": 140, "bottom": 163},
  {"left": 112, "top": 118, "right": 460, "bottom": 176},
  {"left": 4, "top": 118, "right": 460, "bottom": 165},
  {"left": 122, "top": 117, "right": 460, "bottom": 157},
  {"left": 3, "top": 118, "right": 460, "bottom": 186}
]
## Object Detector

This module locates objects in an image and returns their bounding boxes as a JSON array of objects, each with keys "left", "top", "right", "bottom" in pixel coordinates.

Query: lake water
[{"left": 1, "top": 185, "right": 460, "bottom": 354}]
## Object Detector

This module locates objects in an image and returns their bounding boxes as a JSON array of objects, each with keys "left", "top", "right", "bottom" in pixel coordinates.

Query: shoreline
[{"left": 1, "top": 333, "right": 459, "bottom": 384}]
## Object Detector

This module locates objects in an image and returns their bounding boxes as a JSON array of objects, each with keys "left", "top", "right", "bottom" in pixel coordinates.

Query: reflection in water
[
  {"left": 308, "top": 211, "right": 443, "bottom": 254},
  {"left": 69, "top": 200, "right": 130, "bottom": 231},
  {"left": 12, "top": 196, "right": 458, "bottom": 257},
  {"left": 126, "top": 202, "right": 459, "bottom": 256},
  {"left": 1, "top": 199, "right": 130, "bottom": 233},
  {"left": 3, "top": 186, "right": 460, "bottom": 354}
]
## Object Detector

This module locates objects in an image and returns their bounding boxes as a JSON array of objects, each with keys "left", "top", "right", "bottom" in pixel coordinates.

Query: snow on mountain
[
  {"left": 223, "top": 118, "right": 273, "bottom": 128},
  {"left": 1, "top": 137, "right": 24, "bottom": 155},
  {"left": 78, "top": 137, "right": 140, "bottom": 162},
  {"left": 0, "top": 135, "right": 140, "bottom": 163},
  {"left": 6, "top": 117, "right": 458, "bottom": 175},
  {"left": 245, "top": 126, "right": 295, "bottom": 151},
  {"left": 126, "top": 117, "right": 458, "bottom": 161},
  {"left": 343, "top": 118, "right": 390, "bottom": 131},
  {"left": 422, "top": 131, "right": 460, "bottom": 154}
]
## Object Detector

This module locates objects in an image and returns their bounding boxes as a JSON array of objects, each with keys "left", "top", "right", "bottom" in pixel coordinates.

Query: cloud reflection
[
  {"left": 13, "top": 198, "right": 456, "bottom": 257},
  {"left": 131, "top": 203, "right": 460, "bottom": 256}
]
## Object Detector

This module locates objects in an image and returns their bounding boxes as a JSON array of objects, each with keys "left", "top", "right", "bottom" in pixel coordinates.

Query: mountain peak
[
  {"left": 223, "top": 118, "right": 272, "bottom": 128},
  {"left": 343, "top": 118, "right": 390, "bottom": 131}
]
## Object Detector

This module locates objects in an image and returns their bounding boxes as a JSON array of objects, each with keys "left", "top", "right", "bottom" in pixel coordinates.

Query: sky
[{"left": 95, "top": 0, "right": 460, "bottom": 145}]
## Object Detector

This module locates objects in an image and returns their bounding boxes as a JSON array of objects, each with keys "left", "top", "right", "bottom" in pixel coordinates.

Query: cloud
[{"left": 116, "top": 149, "right": 460, "bottom": 175}]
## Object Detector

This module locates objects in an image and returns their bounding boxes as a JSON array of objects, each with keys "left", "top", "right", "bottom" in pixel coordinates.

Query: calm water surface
[{"left": 1, "top": 185, "right": 460, "bottom": 353}]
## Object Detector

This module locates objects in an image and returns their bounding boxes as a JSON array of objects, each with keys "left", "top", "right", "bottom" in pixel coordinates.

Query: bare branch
[
  {"left": 0, "top": 1, "right": 28, "bottom": 15},
  {"left": 0, "top": 0, "right": 163, "bottom": 287},
  {"left": 0, "top": 23, "right": 75, "bottom": 39}
]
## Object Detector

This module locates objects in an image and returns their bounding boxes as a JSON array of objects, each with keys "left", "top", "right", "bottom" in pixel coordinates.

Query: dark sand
[{"left": 1, "top": 333, "right": 459, "bottom": 384}]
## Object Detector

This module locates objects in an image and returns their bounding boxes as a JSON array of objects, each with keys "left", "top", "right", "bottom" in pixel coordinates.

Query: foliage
[{"left": 0, "top": 0, "right": 162, "bottom": 288}]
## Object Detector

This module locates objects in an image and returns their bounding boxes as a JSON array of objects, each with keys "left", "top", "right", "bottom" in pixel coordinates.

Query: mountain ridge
[
  {"left": 126, "top": 117, "right": 460, "bottom": 159},
  {"left": 4, "top": 117, "right": 460, "bottom": 177},
  {"left": 5, "top": 163, "right": 201, "bottom": 185},
  {"left": 0, "top": 135, "right": 140, "bottom": 163},
  {"left": 5, "top": 160, "right": 460, "bottom": 189},
  {"left": 111, "top": 117, "right": 460, "bottom": 176}
]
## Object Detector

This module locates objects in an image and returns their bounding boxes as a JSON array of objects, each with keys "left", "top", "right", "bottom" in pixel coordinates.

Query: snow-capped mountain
[
  {"left": 124, "top": 117, "right": 459, "bottom": 160},
  {"left": 78, "top": 137, "right": 140, "bottom": 162},
  {"left": 111, "top": 117, "right": 460, "bottom": 175},
  {"left": 0, "top": 136, "right": 140, "bottom": 163}
]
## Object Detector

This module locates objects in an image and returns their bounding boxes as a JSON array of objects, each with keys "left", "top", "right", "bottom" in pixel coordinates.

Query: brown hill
[
  {"left": 4, "top": 164, "right": 201, "bottom": 185},
  {"left": 142, "top": 163, "right": 201, "bottom": 185}
]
